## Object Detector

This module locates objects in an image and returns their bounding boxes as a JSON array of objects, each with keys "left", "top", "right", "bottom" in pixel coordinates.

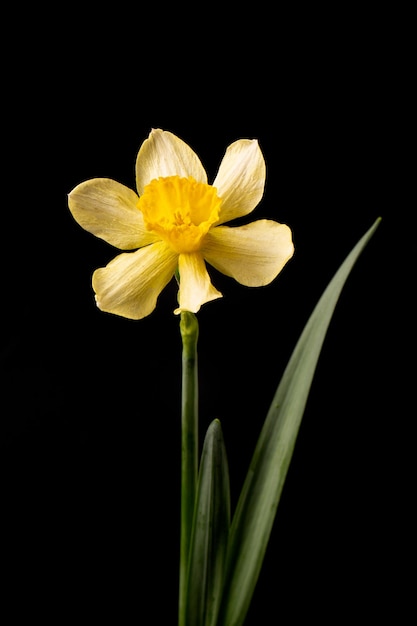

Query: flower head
[{"left": 68, "top": 129, "right": 294, "bottom": 319}]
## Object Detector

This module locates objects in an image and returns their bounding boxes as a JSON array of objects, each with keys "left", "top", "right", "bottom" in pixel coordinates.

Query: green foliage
[
  {"left": 184, "top": 419, "right": 231, "bottom": 626},
  {"left": 215, "top": 218, "right": 381, "bottom": 626}
]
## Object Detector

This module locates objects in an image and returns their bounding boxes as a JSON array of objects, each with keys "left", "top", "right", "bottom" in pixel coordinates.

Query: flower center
[{"left": 137, "top": 176, "right": 221, "bottom": 253}]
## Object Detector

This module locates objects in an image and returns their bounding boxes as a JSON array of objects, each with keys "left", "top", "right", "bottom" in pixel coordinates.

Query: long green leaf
[
  {"left": 217, "top": 218, "right": 381, "bottom": 626},
  {"left": 185, "top": 419, "right": 231, "bottom": 626}
]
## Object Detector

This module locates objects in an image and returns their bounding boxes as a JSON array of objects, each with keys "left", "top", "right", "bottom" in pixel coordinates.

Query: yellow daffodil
[{"left": 68, "top": 129, "right": 294, "bottom": 320}]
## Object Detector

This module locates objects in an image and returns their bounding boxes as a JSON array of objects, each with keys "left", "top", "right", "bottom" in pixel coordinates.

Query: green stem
[{"left": 179, "top": 311, "right": 199, "bottom": 626}]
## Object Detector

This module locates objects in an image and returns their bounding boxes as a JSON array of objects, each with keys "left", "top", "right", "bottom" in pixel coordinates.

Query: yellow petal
[
  {"left": 135, "top": 129, "right": 208, "bottom": 195},
  {"left": 212, "top": 139, "right": 266, "bottom": 225},
  {"left": 175, "top": 253, "right": 222, "bottom": 315},
  {"left": 92, "top": 242, "right": 178, "bottom": 319},
  {"left": 202, "top": 220, "right": 294, "bottom": 286},
  {"left": 68, "top": 178, "right": 159, "bottom": 249}
]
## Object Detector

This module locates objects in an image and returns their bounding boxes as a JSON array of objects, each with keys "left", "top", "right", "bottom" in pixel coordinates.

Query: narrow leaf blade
[
  {"left": 185, "top": 419, "right": 231, "bottom": 626},
  {"left": 217, "top": 218, "right": 381, "bottom": 626}
]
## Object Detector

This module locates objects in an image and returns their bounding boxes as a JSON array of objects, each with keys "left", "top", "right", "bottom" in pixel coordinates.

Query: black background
[{"left": 1, "top": 7, "right": 410, "bottom": 624}]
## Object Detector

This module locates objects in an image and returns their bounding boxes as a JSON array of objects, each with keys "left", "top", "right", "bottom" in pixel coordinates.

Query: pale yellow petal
[
  {"left": 202, "top": 220, "right": 294, "bottom": 286},
  {"left": 92, "top": 242, "right": 178, "bottom": 320},
  {"left": 135, "top": 129, "right": 208, "bottom": 194},
  {"left": 68, "top": 178, "right": 159, "bottom": 249},
  {"left": 175, "top": 253, "right": 222, "bottom": 315},
  {"left": 212, "top": 139, "right": 266, "bottom": 225}
]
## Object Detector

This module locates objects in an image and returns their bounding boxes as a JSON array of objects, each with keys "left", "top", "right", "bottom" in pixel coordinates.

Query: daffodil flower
[{"left": 68, "top": 129, "right": 294, "bottom": 320}]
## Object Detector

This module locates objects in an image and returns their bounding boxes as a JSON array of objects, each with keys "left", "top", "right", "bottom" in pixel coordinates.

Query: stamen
[{"left": 138, "top": 176, "right": 221, "bottom": 254}]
